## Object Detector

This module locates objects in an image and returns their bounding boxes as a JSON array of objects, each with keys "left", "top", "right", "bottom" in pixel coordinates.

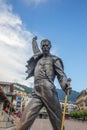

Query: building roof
[
  {"left": 76, "top": 89, "right": 87, "bottom": 99},
  {"left": 0, "top": 81, "right": 13, "bottom": 86}
]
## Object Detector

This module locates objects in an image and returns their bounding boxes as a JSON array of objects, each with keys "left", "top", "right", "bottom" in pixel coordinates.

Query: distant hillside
[
  {"left": 15, "top": 83, "right": 79, "bottom": 102},
  {"left": 57, "top": 89, "right": 79, "bottom": 102},
  {"left": 24, "top": 87, "right": 79, "bottom": 102},
  {"left": 14, "top": 83, "right": 33, "bottom": 94}
]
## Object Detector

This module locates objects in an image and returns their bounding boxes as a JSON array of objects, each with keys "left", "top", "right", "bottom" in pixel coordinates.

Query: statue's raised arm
[
  {"left": 25, "top": 36, "right": 41, "bottom": 80},
  {"left": 32, "top": 36, "right": 41, "bottom": 58}
]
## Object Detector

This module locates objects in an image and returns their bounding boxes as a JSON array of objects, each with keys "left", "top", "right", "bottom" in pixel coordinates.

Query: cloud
[
  {"left": 0, "top": 0, "right": 34, "bottom": 87},
  {"left": 22, "top": 0, "right": 48, "bottom": 6}
]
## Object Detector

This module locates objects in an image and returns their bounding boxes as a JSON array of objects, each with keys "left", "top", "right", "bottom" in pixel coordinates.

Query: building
[
  {"left": 35, "top": 100, "right": 77, "bottom": 119},
  {"left": 13, "top": 83, "right": 31, "bottom": 111},
  {"left": 0, "top": 81, "right": 15, "bottom": 111},
  {"left": 0, "top": 81, "right": 30, "bottom": 111},
  {"left": 60, "top": 100, "right": 77, "bottom": 114},
  {"left": 76, "top": 89, "right": 87, "bottom": 110}
]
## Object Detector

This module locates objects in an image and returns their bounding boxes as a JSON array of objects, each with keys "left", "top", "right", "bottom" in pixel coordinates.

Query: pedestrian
[
  {"left": 8, "top": 112, "right": 15, "bottom": 124},
  {"left": 3, "top": 107, "right": 8, "bottom": 113},
  {"left": 17, "top": 109, "right": 22, "bottom": 118}
]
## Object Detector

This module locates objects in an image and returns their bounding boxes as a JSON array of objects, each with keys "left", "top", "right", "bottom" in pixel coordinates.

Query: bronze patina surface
[{"left": 15, "top": 36, "right": 72, "bottom": 130}]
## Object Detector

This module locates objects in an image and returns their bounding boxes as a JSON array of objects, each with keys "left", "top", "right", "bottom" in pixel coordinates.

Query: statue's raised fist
[{"left": 33, "top": 36, "right": 37, "bottom": 41}]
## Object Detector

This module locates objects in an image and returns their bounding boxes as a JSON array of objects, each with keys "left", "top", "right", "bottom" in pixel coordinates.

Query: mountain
[
  {"left": 57, "top": 89, "right": 80, "bottom": 102},
  {"left": 14, "top": 83, "right": 33, "bottom": 94},
  {"left": 15, "top": 83, "right": 80, "bottom": 102}
]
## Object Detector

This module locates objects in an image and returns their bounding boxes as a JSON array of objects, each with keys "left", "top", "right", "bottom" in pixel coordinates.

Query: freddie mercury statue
[{"left": 15, "top": 36, "right": 72, "bottom": 130}]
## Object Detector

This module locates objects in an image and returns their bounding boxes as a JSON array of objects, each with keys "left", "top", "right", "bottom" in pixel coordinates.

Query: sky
[{"left": 0, "top": 0, "right": 87, "bottom": 92}]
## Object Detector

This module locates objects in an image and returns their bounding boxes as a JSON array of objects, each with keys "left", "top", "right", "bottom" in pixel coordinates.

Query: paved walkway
[
  {"left": 65, "top": 119, "right": 87, "bottom": 130},
  {"left": 31, "top": 119, "right": 87, "bottom": 130}
]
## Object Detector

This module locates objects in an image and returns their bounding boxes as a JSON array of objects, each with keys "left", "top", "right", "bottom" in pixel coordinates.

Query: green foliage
[{"left": 70, "top": 110, "right": 87, "bottom": 120}]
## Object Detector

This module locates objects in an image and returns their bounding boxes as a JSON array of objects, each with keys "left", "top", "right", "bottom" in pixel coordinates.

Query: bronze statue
[{"left": 15, "top": 36, "right": 72, "bottom": 130}]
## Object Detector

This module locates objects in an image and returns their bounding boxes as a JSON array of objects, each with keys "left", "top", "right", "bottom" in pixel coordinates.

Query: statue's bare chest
[
  {"left": 36, "top": 57, "right": 53, "bottom": 69},
  {"left": 34, "top": 56, "right": 54, "bottom": 79}
]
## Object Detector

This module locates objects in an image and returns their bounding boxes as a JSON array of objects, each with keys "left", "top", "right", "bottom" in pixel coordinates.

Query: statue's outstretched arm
[{"left": 32, "top": 36, "right": 41, "bottom": 58}]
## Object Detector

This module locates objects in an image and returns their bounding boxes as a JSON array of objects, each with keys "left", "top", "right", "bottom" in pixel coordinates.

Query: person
[
  {"left": 3, "top": 106, "right": 9, "bottom": 113},
  {"left": 8, "top": 112, "right": 15, "bottom": 124},
  {"left": 17, "top": 109, "right": 22, "bottom": 118},
  {"left": 15, "top": 36, "right": 72, "bottom": 130}
]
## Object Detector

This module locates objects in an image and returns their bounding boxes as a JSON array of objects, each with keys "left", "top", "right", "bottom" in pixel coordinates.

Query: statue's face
[{"left": 41, "top": 41, "right": 50, "bottom": 55}]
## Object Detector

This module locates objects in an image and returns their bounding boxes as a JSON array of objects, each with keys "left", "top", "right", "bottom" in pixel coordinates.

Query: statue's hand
[
  {"left": 65, "top": 86, "right": 72, "bottom": 95},
  {"left": 33, "top": 36, "right": 37, "bottom": 41},
  {"left": 65, "top": 78, "right": 72, "bottom": 95}
]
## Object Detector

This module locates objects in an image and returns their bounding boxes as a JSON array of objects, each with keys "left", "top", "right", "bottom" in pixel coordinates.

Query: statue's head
[{"left": 40, "top": 39, "right": 51, "bottom": 55}]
